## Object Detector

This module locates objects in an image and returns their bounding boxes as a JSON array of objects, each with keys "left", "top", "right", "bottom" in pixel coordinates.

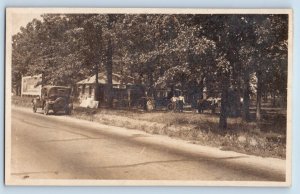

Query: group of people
[
  {"left": 170, "top": 94, "right": 185, "bottom": 112},
  {"left": 197, "top": 97, "right": 221, "bottom": 114},
  {"left": 170, "top": 95, "right": 220, "bottom": 114}
]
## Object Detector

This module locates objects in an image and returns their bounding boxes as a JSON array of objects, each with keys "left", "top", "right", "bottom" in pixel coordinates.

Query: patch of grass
[
  {"left": 12, "top": 96, "right": 286, "bottom": 159},
  {"left": 71, "top": 107, "right": 286, "bottom": 159}
]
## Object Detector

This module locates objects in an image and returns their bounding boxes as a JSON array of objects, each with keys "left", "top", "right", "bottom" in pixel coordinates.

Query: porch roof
[{"left": 77, "top": 73, "right": 134, "bottom": 85}]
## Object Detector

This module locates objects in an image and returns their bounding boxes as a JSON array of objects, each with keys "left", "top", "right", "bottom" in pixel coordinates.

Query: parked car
[{"left": 32, "top": 85, "right": 73, "bottom": 115}]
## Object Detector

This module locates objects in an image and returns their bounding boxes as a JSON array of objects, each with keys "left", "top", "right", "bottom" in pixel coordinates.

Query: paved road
[{"left": 10, "top": 107, "right": 286, "bottom": 183}]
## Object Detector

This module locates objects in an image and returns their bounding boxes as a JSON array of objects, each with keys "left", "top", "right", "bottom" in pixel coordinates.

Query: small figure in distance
[
  {"left": 170, "top": 95, "right": 178, "bottom": 112},
  {"left": 178, "top": 93, "right": 185, "bottom": 113}
]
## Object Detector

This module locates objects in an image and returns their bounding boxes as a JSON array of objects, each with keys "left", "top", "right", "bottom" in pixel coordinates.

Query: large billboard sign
[{"left": 21, "top": 74, "right": 42, "bottom": 96}]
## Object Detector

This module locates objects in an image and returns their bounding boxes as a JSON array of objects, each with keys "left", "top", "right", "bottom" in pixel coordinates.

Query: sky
[{"left": 11, "top": 13, "right": 42, "bottom": 35}]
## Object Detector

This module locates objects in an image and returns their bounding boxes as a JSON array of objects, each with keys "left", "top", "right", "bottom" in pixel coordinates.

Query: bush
[{"left": 12, "top": 96, "right": 33, "bottom": 107}]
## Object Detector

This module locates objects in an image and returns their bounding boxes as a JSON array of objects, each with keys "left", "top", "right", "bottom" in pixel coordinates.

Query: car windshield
[{"left": 48, "top": 87, "right": 70, "bottom": 97}]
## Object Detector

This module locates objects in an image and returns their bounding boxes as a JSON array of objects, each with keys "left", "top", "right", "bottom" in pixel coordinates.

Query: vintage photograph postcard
[{"left": 5, "top": 8, "right": 293, "bottom": 186}]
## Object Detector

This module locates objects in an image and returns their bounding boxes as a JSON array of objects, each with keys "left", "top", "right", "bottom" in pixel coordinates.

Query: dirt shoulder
[{"left": 11, "top": 96, "right": 286, "bottom": 159}]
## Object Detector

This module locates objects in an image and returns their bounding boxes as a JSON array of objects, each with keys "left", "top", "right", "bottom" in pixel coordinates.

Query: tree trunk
[
  {"left": 16, "top": 84, "right": 21, "bottom": 96},
  {"left": 105, "top": 37, "right": 113, "bottom": 108},
  {"left": 94, "top": 63, "right": 100, "bottom": 104},
  {"left": 199, "top": 78, "right": 204, "bottom": 99},
  {"left": 242, "top": 71, "right": 250, "bottom": 121},
  {"left": 147, "top": 61, "right": 155, "bottom": 98},
  {"left": 235, "top": 88, "right": 242, "bottom": 117},
  {"left": 272, "top": 90, "right": 276, "bottom": 107},
  {"left": 219, "top": 79, "right": 229, "bottom": 130},
  {"left": 256, "top": 71, "right": 262, "bottom": 123},
  {"left": 263, "top": 90, "right": 268, "bottom": 102}
]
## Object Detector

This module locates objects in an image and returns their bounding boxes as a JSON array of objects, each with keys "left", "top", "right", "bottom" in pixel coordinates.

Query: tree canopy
[{"left": 12, "top": 13, "right": 289, "bottom": 129}]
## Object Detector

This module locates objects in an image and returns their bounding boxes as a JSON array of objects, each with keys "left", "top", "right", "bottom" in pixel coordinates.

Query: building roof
[
  {"left": 42, "top": 85, "right": 71, "bottom": 90},
  {"left": 77, "top": 73, "right": 134, "bottom": 85}
]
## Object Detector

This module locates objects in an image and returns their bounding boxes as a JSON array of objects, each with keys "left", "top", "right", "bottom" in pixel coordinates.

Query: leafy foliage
[{"left": 11, "top": 13, "right": 288, "bottom": 129}]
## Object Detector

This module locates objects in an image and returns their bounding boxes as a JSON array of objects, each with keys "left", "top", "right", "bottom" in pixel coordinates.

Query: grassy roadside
[{"left": 12, "top": 96, "right": 286, "bottom": 159}]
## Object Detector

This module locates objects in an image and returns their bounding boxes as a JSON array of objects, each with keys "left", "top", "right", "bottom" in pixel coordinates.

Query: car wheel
[
  {"left": 33, "top": 105, "right": 37, "bottom": 113},
  {"left": 167, "top": 103, "right": 174, "bottom": 111},
  {"left": 65, "top": 108, "right": 71, "bottom": 115},
  {"left": 44, "top": 104, "right": 49, "bottom": 115}
]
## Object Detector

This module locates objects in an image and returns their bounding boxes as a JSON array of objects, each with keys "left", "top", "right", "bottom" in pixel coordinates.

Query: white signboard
[{"left": 21, "top": 74, "right": 42, "bottom": 96}]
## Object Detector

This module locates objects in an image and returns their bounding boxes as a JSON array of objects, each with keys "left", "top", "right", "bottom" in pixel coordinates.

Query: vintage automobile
[{"left": 32, "top": 85, "right": 73, "bottom": 115}]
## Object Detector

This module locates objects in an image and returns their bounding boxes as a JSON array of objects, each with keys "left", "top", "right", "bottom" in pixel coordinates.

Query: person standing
[
  {"left": 178, "top": 94, "right": 185, "bottom": 112},
  {"left": 171, "top": 95, "right": 178, "bottom": 111},
  {"left": 142, "top": 91, "right": 148, "bottom": 111},
  {"left": 197, "top": 98, "right": 204, "bottom": 113}
]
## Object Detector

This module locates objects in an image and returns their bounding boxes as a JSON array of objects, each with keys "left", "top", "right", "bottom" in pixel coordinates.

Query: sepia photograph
[{"left": 5, "top": 8, "right": 292, "bottom": 186}]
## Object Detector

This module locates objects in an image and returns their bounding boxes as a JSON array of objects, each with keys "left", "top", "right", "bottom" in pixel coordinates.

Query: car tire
[
  {"left": 33, "top": 105, "right": 37, "bottom": 113},
  {"left": 167, "top": 103, "right": 174, "bottom": 111},
  {"left": 44, "top": 104, "right": 49, "bottom": 115},
  {"left": 65, "top": 108, "right": 71, "bottom": 115}
]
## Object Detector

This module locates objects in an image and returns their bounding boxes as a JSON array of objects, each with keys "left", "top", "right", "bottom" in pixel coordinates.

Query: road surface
[{"left": 9, "top": 107, "right": 286, "bottom": 183}]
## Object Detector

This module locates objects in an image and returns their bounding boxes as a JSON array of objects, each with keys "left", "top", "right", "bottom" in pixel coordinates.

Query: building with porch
[{"left": 76, "top": 73, "right": 145, "bottom": 108}]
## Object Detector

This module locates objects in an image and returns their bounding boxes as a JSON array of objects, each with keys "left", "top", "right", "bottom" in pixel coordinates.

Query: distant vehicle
[
  {"left": 32, "top": 85, "right": 73, "bottom": 115},
  {"left": 197, "top": 97, "right": 220, "bottom": 114}
]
